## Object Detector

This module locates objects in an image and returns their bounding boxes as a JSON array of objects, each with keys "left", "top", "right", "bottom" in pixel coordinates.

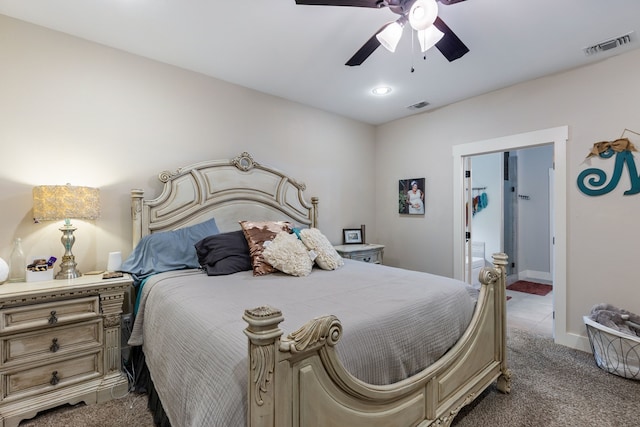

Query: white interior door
[
  {"left": 464, "top": 157, "right": 473, "bottom": 284},
  {"left": 503, "top": 153, "right": 518, "bottom": 278}
]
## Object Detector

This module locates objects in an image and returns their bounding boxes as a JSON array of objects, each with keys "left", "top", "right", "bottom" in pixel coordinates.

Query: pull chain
[{"left": 411, "top": 30, "right": 415, "bottom": 73}]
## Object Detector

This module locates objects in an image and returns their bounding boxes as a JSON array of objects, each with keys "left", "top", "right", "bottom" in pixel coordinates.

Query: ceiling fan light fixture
[
  {"left": 417, "top": 24, "right": 444, "bottom": 52},
  {"left": 409, "top": 0, "right": 438, "bottom": 31},
  {"left": 376, "top": 18, "right": 406, "bottom": 52}
]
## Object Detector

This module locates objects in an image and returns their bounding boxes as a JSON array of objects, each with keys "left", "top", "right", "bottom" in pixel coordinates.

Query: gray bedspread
[{"left": 129, "top": 259, "right": 478, "bottom": 427}]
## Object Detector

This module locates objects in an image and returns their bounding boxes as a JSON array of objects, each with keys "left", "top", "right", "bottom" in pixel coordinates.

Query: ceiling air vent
[
  {"left": 407, "top": 101, "right": 430, "bottom": 110},
  {"left": 583, "top": 31, "right": 635, "bottom": 56}
]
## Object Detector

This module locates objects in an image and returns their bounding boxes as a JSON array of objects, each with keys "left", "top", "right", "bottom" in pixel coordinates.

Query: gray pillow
[{"left": 195, "top": 230, "right": 252, "bottom": 276}]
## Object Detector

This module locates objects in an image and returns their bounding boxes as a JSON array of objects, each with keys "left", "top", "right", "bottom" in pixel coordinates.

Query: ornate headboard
[{"left": 131, "top": 152, "right": 318, "bottom": 248}]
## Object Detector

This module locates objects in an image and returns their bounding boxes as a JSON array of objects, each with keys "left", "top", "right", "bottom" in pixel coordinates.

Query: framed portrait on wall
[{"left": 399, "top": 178, "right": 425, "bottom": 215}]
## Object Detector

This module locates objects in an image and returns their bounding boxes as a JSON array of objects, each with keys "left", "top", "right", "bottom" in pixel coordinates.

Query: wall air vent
[
  {"left": 583, "top": 31, "right": 635, "bottom": 56},
  {"left": 407, "top": 101, "right": 430, "bottom": 110}
]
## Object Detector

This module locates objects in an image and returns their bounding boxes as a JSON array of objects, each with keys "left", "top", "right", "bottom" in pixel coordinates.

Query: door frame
[{"left": 452, "top": 126, "right": 570, "bottom": 344}]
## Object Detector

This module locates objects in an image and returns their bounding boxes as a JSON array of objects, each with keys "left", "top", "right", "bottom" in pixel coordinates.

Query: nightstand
[
  {"left": 334, "top": 244, "right": 385, "bottom": 264},
  {"left": 0, "top": 274, "right": 131, "bottom": 427}
]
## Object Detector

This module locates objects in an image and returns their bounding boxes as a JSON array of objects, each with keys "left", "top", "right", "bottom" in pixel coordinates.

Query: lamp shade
[
  {"left": 33, "top": 184, "right": 100, "bottom": 221},
  {"left": 417, "top": 24, "right": 445, "bottom": 52},
  {"left": 376, "top": 19, "right": 406, "bottom": 53}
]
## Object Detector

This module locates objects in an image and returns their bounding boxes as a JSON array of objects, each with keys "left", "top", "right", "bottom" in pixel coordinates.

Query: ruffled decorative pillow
[
  {"left": 239, "top": 220, "right": 293, "bottom": 276},
  {"left": 299, "top": 228, "right": 344, "bottom": 270},
  {"left": 262, "top": 232, "right": 313, "bottom": 277}
]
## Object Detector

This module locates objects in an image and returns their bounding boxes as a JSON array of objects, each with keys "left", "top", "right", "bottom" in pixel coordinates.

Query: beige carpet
[
  {"left": 452, "top": 328, "right": 640, "bottom": 427},
  {"left": 18, "top": 391, "right": 155, "bottom": 427},
  {"left": 17, "top": 327, "right": 640, "bottom": 426}
]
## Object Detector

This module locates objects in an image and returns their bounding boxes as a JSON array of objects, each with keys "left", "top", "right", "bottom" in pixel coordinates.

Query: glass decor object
[
  {"left": 0, "top": 257, "right": 8, "bottom": 284},
  {"left": 8, "top": 237, "right": 26, "bottom": 283},
  {"left": 32, "top": 184, "right": 100, "bottom": 280}
]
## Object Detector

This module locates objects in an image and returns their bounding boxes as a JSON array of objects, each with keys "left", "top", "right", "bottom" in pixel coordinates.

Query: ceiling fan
[{"left": 294, "top": 0, "right": 469, "bottom": 66}]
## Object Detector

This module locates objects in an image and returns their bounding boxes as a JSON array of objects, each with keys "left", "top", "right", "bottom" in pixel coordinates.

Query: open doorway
[
  {"left": 452, "top": 126, "right": 569, "bottom": 344},
  {"left": 468, "top": 146, "right": 554, "bottom": 336}
]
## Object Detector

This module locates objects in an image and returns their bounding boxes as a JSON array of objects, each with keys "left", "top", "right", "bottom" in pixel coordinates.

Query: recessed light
[{"left": 372, "top": 86, "right": 392, "bottom": 96}]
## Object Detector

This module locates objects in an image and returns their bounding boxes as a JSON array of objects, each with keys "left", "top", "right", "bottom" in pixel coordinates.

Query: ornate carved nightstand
[
  {"left": 333, "top": 244, "right": 385, "bottom": 264},
  {"left": 0, "top": 274, "right": 131, "bottom": 427}
]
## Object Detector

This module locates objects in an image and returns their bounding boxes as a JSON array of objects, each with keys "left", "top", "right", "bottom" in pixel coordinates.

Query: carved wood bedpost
[
  {"left": 490, "top": 252, "right": 512, "bottom": 393},
  {"left": 243, "top": 306, "right": 285, "bottom": 427},
  {"left": 131, "top": 189, "right": 144, "bottom": 249},
  {"left": 311, "top": 197, "right": 319, "bottom": 229}
]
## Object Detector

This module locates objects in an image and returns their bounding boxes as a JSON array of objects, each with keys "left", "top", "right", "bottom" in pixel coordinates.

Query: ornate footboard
[{"left": 243, "top": 253, "right": 510, "bottom": 427}]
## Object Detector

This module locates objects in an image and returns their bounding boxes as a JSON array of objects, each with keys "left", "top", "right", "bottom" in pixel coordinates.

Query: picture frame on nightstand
[{"left": 343, "top": 228, "right": 363, "bottom": 244}]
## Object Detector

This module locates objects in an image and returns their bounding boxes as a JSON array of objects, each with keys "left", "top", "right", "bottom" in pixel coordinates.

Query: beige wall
[
  {"left": 376, "top": 47, "right": 640, "bottom": 348},
  {"left": 0, "top": 15, "right": 375, "bottom": 272}
]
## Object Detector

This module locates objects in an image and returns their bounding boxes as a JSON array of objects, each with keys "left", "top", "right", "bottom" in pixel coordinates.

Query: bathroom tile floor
[{"left": 506, "top": 278, "right": 554, "bottom": 337}]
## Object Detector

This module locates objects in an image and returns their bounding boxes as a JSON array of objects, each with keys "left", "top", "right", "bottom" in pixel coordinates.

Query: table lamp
[{"left": 33, "top": 184, "right": 100, "bottom": 279}]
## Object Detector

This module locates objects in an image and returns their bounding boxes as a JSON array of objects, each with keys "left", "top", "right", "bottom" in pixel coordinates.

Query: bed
[{"left": 126, "top": 152, "right": 511, "bottom": 427}]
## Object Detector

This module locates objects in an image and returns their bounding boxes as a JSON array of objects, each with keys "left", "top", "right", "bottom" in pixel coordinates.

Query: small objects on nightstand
[
  {"left": 106, "top": 251, "right": 123, "bottom": 272},
  {"left": 26, "top": 256, "right": 57, "bottom": 282},
  {"left": 27, "top": 258, "right": 49, "bottom": 272},
  {"left": 103, "top": 271, "right": 124, "bottom": 279}
]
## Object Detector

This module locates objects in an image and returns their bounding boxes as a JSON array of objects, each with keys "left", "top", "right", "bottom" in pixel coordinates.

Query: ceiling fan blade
[
  {"left": 432, "top": 16, "right": 469, "bottom": 62},
  {"left": 295, "top": 0, "right": 382, "bottom": 7},
  {"left": 437, "top": 0, "right": 467, "bottom": 5},
  {"left": 345, "top": 30, "right": 383, "bottom": 66}
]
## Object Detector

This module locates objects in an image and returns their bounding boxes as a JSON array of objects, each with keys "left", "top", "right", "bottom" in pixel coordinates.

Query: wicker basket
[{"left": 583, "top": 316, "right": 640, "bottom": 380}]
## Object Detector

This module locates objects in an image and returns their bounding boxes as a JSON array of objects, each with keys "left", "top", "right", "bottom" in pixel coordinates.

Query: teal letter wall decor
[{"left": 577, "top": 138, "right": 640, "bottom": 196}]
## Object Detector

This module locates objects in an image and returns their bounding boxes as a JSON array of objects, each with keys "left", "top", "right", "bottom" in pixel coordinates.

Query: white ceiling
[{"left": 1, "top": 0, "right": 640, "bottom": 125}]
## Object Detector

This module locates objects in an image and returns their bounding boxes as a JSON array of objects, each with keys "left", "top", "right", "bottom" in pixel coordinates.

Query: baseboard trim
[
  {"left": 555, "top": 329, "right": 592, "bottom": 353},
  {"left": 518, "top": 270, "right": 552, "bottom": 282}
]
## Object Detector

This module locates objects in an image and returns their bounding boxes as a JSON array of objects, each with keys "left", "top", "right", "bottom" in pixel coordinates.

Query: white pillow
[
  {"left": 262, "top": 232, "right": 313, "bottom": 277},
  {"left": 299, "top": 228, "right": 344, "bottom": 270}
]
